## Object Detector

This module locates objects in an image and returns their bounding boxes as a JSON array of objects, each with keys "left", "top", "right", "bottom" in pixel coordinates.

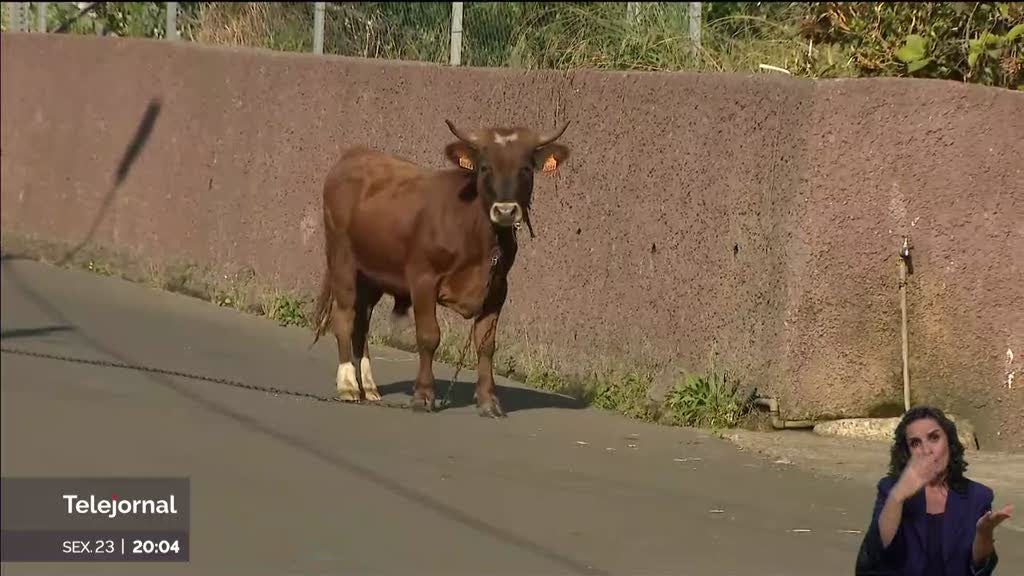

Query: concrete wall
[{"left": 3, "top": 33, "right": 1022, "bottom": 450}]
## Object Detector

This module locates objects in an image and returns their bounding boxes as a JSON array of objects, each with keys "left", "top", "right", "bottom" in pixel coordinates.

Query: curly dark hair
[{"left": 887, "top": 405, "right": 969, "bottom": 493}]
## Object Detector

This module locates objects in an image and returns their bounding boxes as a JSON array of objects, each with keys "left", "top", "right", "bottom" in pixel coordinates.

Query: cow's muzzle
[{"left": 489, "top": 202, "right": 523, "bottom": 227}]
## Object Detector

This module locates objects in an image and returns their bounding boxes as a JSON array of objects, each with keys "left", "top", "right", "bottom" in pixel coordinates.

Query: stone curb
[{"left": 813, "top": 416, "right": 979, "bottom": 450}]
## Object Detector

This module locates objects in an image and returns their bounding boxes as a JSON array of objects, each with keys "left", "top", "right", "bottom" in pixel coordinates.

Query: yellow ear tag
[
  {"left": 542, "top": 156, "right": 558, "bottom": 172},
  {"left": 459, "top": 156, "right": 475, "bottom": 170}
]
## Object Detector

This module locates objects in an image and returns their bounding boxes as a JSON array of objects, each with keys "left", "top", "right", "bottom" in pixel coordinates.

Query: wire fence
[
  {"left": 2, "top": 2, "right": 708, "bottom": 72},
  {"left": 5, "top": 2, "right": 1023, "bottom": 85}
]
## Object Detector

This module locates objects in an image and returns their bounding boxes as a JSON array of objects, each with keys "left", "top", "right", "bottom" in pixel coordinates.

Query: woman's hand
[
  {"left": 973, "top": 503, "right": 1013, "bottom": 568},
  {"left": 976, "top": 503, "right": 1014, "bottom": 535},
  {"left": 878, "top": 454, "right": 936, "bottom": 548},
  {"left": 891, "top": 452, "right": 941, "bottom": 502},
  {"left": 878, "top": 453, "right": 942, "bottom": 549}
]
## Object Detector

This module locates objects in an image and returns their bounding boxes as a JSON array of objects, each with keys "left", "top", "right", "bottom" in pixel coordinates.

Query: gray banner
[
  {"left": 1, "top": 530, "right": 189, "bottom": 562},
  {"left": 1, "top": 477, "right": 189, "bottom": 531}
]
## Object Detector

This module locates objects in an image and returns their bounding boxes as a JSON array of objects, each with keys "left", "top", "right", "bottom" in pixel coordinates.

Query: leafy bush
[{"left": 799, "top": 2, "right": 1024, "bottom": 88}]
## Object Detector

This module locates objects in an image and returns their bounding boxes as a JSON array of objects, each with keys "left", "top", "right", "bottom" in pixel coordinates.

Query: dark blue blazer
[{"left": 855, "top": 475, "right": 1000, "bottom": 576}]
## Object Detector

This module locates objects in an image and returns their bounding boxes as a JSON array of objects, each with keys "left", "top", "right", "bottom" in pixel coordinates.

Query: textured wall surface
[{"left": 3, "top": 33, "right": 1021, "bottom": 450}]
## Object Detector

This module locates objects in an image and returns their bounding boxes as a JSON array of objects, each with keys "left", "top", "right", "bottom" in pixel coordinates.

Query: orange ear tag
[
  {"left": 542, "top": 156, "right": 558, "bottom": 172},
  {"left": 459, "top": 156, "right": 475, "bottom": 170}
]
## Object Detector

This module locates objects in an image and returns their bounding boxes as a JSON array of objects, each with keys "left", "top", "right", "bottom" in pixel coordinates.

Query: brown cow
[{"left": 312, "top": 119, "right": 571, "bottom": 417}]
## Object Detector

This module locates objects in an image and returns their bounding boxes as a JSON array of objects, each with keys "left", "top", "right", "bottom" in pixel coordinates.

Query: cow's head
[{"left": 444, "top": 120, "right": 571, "bottom": 229}]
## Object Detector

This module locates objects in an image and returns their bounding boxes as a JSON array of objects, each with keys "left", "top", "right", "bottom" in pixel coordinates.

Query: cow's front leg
[
  {"left": 474, "top": 276, "right": 508, "bottom": 418},
  {"left": 410, "top": 277, "right": 440, "bottom": 412},
  {"left": 473, "top": 310, "right": 505, "bottom": 418}
]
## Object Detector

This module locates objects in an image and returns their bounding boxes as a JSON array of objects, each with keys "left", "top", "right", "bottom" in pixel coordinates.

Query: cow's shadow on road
[{"left": 377, "top": 380, "right": 587, "bottom": 413}]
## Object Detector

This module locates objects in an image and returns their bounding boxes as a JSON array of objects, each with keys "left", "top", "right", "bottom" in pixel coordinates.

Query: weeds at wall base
[
  {"left": 0, "top": 231, "right": 749, "bottom": 432},
  {"left": 0, "top": 232, "right": 315, "bottom": 329}
]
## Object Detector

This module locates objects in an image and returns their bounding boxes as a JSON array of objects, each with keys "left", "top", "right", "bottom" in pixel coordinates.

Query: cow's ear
[
  {"left": 533, "top": 143, "right": 570, "bottom": 173},
  {"left": 445, "top": 142, "right": 478, "bottom": 172}
]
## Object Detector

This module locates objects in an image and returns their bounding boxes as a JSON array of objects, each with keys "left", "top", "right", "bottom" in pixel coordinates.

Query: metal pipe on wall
[
  {"left": 899, "top": 236, "right": 913, "bottom": 411},
  {"left": 753, "top": 397, "right": 817, "bottom": 429}
]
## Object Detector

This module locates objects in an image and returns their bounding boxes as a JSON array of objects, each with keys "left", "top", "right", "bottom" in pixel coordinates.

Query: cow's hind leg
[
  {"left": 330, "top": 253, "right": 360, "bottom": 402},
  {"left": 352, "top": 273, "right": 383, "bottom": 401}
]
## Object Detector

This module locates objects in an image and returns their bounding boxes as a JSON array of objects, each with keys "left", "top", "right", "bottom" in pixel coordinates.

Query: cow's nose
[{"left": 490, "top": 202, "right": 522, "bottom": 226}]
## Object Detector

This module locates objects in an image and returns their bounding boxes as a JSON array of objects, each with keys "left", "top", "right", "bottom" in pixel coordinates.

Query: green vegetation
[
  {"left": 586, "top": 367, "right": 661, "bottom": 422},
  {"left": 6, "top": 2, "right": 1020, "bottom": 88},
  {"left": 664, "top": 359, "right": 745, "bottom": 431},
  {"left": 264, "top": 294, "right": 311, "bottom": 328}
]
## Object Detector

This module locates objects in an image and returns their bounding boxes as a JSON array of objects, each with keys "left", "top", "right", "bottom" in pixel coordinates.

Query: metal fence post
[
  {"left": 689, "top": 2, "right": 702, "bottom": 59},
  {"left": 166, "top": 2, "right": 178, "bottom": 40},
  {"left": 449, "top": 2, "right": 463, "bottom": 66},
  {"left": 313, "top": 1, "right": 325, "bottom": 54},
  {"left": 627, "top": 2, "right": 639, "bottom": 26},
  {"left": 37, "top": 2, "right": 48, "bottom": 32}
]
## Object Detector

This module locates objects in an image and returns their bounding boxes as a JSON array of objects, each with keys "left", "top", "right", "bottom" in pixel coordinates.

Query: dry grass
[
  {"left": 176, "top": 2, "right": 858, "bottom": 80},
  {"left": 188, "top": 2, "right": 312, "bottom": 52}
]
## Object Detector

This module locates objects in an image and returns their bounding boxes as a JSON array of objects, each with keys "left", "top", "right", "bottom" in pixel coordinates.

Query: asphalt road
[{"left": 0, "top": 254, "right": 1012, "bottom": 575}]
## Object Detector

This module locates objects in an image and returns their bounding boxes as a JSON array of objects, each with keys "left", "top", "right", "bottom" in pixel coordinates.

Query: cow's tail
[
  {"left": 392, "top": 294, "right": 412, "bottom": 318},
  {"left": 311, "top": 273, "right": 333, "bottom": 346}
]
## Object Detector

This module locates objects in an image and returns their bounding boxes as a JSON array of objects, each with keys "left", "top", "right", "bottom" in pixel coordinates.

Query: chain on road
[{"left": 0, "top": 345, "right": 460, "bottom": 411}]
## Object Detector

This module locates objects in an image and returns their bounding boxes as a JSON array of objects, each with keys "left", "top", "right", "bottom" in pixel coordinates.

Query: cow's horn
[
  {"left": 536, "top": 120, "right": 571, "bottom": 148},
  {"left": 445, "top": 119, "right": 479, "bottom": 146}
]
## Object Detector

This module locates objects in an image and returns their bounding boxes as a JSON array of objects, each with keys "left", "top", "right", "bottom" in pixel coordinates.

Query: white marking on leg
[
  {"left": 360, "top": 356, "right": 381, "bottom": 401},
  {"left": 336, "top": 362, "right": 359, "bottom": 401}
]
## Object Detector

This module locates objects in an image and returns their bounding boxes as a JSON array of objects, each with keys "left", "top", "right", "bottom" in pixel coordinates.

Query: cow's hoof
[
  {"left": 478, "top": 400, "right": 506, "bottom": 419},
  {"left": 335, "top": 388, "right": 361, "bottom": 402},
  {"left": 362, "top": 388, "right": 382, "bottom": 402},
  {"left": 409, "top": 394, "right": 435, "bottom": 413}
]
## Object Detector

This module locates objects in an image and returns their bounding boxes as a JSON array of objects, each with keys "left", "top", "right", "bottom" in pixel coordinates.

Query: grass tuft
[{"left": 664, "top": 357, "right": 746, "bottom": 431}]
